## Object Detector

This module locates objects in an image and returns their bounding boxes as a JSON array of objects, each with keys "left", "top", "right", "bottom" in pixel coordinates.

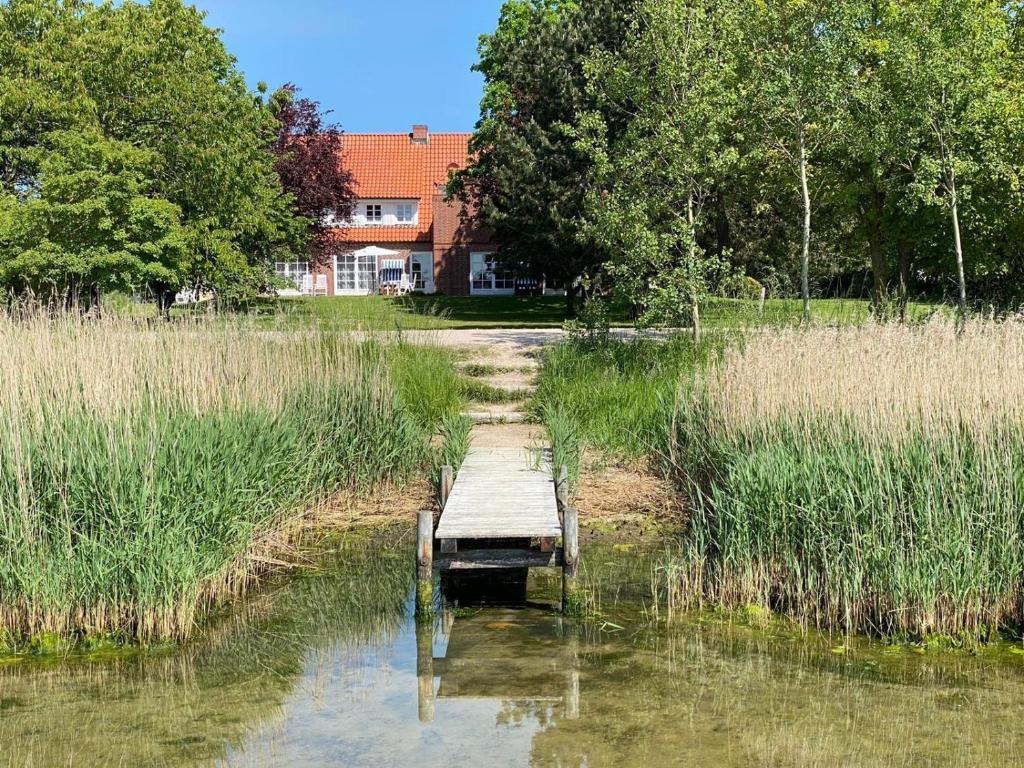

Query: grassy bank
[
  {"left": 536, "top": 318, "right": 1024, "bottom": 640},
  {"left": 672, "top": 320, "right": 1024, "bottom": 639},
  {"left": 0, "top": 317, "right": 448, "bottom": 646}
]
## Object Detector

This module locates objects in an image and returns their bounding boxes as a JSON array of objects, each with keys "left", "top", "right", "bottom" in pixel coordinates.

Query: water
[{"left": 2, "top": 537, "right": 1023, "bottom": 767}]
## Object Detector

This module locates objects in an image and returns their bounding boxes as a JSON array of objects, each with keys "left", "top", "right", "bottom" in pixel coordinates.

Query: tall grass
[
  {"left": 0, "top": 316, "right": 434, "bottom": 644},
  {"left": 672, "top": 319, "right": 1024, "bottom": 639},
  {"left": 534, "top": 336, "right": 714, "bottom": 462}
]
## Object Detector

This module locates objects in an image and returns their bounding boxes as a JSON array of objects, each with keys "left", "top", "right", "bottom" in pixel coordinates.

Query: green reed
[{"left": 0, "top": 317, "right": 436, "bottom": 644}]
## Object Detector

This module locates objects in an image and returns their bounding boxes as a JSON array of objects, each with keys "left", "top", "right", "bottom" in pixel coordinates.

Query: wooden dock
[
  {"left": 435, "top": 448, "right": 561, "bottom": 542},
  {"left": 415, "top": 445, "right": 580, "bottom": 616}
]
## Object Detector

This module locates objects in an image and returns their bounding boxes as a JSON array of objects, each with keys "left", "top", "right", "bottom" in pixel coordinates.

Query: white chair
[
  {"left": 395, "top": 273, "right": 413, "bottom": 296},
  {"left": 314, "top": 274, "right": 328, "bottom": 296},
  {"left": 301, "top": 273, "right": 314, "bottom": 296}
]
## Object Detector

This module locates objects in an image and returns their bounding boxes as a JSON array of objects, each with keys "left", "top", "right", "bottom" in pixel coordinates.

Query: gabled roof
[{"left": 336, "top": 130, "right": 472, "bottom": 244}]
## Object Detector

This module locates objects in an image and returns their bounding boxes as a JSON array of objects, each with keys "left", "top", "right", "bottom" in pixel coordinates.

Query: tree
[
  {"left": 451, "top": 0, "right": 639, "bottom": 315},
  {"left": 0, "top": 0, "right": 301, "bottom": 308},
  {"left": 582, "top": 0, "right": 744, "bottom": 338},
  {"left": 740, "top": 0, "right": 852, "bottom": 323},
  {"left": 886, "top": 0, "right": 1014, "bottom": 314},
  {"left": 269, "top": 85, "right": 356, "bottom": 265}
]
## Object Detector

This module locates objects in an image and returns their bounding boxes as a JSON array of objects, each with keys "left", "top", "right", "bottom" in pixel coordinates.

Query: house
[{"left": 274, "top": 124, "right": 514, "bottom": 297}]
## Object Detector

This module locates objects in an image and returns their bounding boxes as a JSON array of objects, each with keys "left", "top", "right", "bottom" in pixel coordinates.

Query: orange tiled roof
[{"left": 335, "top": 131, "right": 472, "bottom": 244}]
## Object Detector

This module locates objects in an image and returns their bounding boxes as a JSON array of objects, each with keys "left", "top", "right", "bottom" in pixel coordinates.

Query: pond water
[{"left": 2, "top": 537, "right": 1024, "bottom": 767}]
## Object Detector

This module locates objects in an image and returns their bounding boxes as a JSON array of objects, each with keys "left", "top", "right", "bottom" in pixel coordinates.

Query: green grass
[
  {"left": 533, "top": 334, "right": 718, "bottom": 461},
  {"left": 242, "top": 295, "right": 603, "bottom": 330},
  {"left": 701, "top": 297, "right": 942, "bottom": 328},
  {"left": 113, "top": 288, "right": 944, "bottom": 331},
  {"left": 0, "top": 318, "right": 465, "bottom": 646}
]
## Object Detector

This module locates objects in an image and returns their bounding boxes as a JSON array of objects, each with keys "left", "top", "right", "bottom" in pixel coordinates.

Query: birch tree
[
  {"left": 742, "top": 0, "right": 850, "bottom": 323},
  {"left": 888, "top": 0, "right": 1011, "bottom": 314}
]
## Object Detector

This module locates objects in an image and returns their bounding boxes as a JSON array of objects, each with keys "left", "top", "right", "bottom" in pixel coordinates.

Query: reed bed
[
  {"left": 0, "top": 316, "right": 432, "bottom": 645},
  {"left": 672, "top": 319, "right": 1024, "bottom": 639}
]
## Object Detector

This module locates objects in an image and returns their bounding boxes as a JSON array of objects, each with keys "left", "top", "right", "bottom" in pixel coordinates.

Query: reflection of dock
[
  {"left": 415, "top": 448, "right": 580, "bottom": 616},
  {"left": 416, "top": 609, "right": 580, "bottom": 722}
]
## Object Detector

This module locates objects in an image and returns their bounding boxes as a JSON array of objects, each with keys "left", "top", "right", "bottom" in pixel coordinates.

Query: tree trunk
[
  {"left": 798, "top": 128, "right": 812, "bottom": 325},
  {"left": 564, "top": 282, "right": 578, "bottom": 319},
  {"left": 948, "top": 165, "right": 968, "bottom": 315},
  {"left": 687, "top": 189, "right": 701, "bottom": 345},
  {"left": 156, "top": 287, "right": 176, "bottom": 320}
]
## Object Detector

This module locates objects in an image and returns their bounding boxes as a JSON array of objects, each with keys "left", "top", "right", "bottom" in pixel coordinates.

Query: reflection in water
[{"left": 1, "top": 539, "right": 1023, "bottom": 767}]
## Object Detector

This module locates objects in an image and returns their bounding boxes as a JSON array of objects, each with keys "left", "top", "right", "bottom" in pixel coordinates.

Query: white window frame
[
  {"left": 396, "top": 203, "right": 415, "bottom": 224},
  {"left": 410, "top": 252, "right": 435, "bottom": 294},
  {"left": 340, "top": 200, "right": 420, "bottom": 228},
  {"left": 274, "top": 260, "right": 310, "bottom": 291},
  {"left": 469, "top": 252, "right": 515, "bottom": 296},
  {"left": 333, "top": 250, "right": 379, "bottom": 296}
]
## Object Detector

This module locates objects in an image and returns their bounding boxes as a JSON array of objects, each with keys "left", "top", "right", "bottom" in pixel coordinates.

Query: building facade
[{"left": 274, "top": 125, "right": 511, "bottom": 298}]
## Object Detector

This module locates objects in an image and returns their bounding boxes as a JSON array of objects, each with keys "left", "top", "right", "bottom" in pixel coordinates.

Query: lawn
[
  {"left": 222, "top": 294, "right": 942, "bottom": 331},
  {"left": 237, "top": 295, "right": 591, "bottom": 330}
]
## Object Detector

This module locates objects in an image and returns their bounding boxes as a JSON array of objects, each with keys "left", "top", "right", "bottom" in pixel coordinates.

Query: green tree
[
  {"left": 451, "top": 0, "right": 638, "bottom": 314},
  {"left": 741, "top": 0, "right": 852, "bottom": 323},
  {"left": 582, "top": 0, "right": 744, "bottom": 337},
  {"left": 885, "top": 0, "right": 1015, "bottom": 313},
  {"left": 0, "top": 0, "right": 301, "bottom": 308}
]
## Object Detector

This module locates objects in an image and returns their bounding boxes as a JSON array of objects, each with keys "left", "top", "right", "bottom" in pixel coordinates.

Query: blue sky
[{"left": 196, "top": 0, "right": 506, "bottom": 133}]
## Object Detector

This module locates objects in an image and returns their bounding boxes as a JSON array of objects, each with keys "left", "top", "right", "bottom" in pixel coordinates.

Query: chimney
[{"left": 411, "top": 124, "right": 430, "bottom": 145}]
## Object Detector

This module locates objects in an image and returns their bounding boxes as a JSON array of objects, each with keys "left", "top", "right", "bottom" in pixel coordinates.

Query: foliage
[
  {"left": 473, "top": 0, "right": 1024, "bottom": 318},
  {"left": 0, "top": 0, "right": 301, "bottom": 306},
  {"left": 451, "top": 0, "right": 639, "bottom": 311},
  {"left": 269, "top": 84, "right": 356, "bottom": 266}
]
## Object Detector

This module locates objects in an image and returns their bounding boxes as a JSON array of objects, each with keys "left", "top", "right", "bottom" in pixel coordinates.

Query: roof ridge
[{"left": 342, "top": 132, "right": 473, "bottom": 137}]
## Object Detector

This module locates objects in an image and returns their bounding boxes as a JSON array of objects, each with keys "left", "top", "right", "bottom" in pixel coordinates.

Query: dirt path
[{"left": 330, "top": 328, "right": 682, "bottom": 533}]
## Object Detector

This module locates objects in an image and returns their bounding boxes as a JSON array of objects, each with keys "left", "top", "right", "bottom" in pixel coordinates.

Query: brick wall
[{"left": 432, "top": 191, "right": 495, "bottom": 296}]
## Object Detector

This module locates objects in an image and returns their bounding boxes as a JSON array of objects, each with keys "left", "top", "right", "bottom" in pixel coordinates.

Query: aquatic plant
[
  {"left": 671, "top": 319, "right": 1024, "bottom": 639},
  {"left": 0, "top": 316, "right": 434, "bottom": 643}
]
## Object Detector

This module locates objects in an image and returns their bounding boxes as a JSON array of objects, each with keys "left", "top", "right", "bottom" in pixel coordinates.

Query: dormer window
[{"left": 339, "top": 200, "right": 419, "bottom": 227}]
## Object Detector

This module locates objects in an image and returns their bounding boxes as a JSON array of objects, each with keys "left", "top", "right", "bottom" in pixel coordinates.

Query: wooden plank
[
  {"left": 435, "top": 446, "right": 561, "bottom": 540},
  {"left": 436, "top": 548, "right": 563, "bottom": 571}
]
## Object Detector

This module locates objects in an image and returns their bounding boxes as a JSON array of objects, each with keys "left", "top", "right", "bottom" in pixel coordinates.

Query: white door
[
  {"left": 469, "top": 252, "right": 515, "bottom": 296},
  {"left": 334, "top": 252, "right": 378, "bottom": 296},
  {"left": 410, "top": 252, "right": 435, "bottom": 294}
]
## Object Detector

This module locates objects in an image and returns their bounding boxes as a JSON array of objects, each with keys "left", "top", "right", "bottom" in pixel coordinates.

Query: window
[
  {"left": 274, "top": 261, "right": 310, "bottom": 290},
  {"left": 396, "top": 203, "right": 415, "bottom": 223},
  {"left": 470, "top": 253, "right": 515, "bottom": 295},
  {"left": 365, "top": 203, "right": 383, "bottom": 223}
]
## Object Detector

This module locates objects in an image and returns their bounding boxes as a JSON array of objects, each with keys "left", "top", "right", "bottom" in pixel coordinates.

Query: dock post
[
  {"left": 416, "top": 510, "right": 434, "bottom": 620},
  {"left": 415, "top": 617, "right": 435, "bottom": 722},
  {"left": 439, "top": 465, "right": 454, "bottom": 508},
  {"left": 562, "top": 505, "right": 581, "bottom": 615}
]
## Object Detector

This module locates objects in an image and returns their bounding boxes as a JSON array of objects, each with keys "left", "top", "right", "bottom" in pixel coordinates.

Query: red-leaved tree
[{"left": 270, "top": 84, "right": 356, "bottom": 264}]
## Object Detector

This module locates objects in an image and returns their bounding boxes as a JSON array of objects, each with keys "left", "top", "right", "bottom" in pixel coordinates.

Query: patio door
[
  {"left": 410, "top": 252, "right": 434, "bottom": 294},
  {"left": 470, "top": 252, "right": 515, "bottom": 296},
  {"left": 335, "top": 252, "right": 379, "bottom": 296}
]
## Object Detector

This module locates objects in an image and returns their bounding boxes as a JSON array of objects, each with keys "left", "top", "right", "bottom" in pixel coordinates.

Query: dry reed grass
[
  {"left": 0, "top": 315, "right": 430, "bottom": 645},
  {"left": 672, "top": 318, "right": 1024, "bottom": 639},
  {"left": 706, "top": 318, "right": 1024, "bottom": 438}
]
